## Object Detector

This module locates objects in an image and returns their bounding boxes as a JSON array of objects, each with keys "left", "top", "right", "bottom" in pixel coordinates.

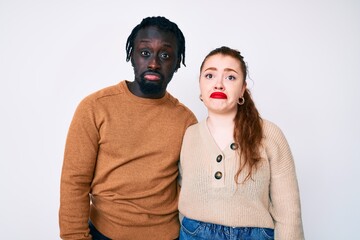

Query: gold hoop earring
[
  {"left": 237, "top": 97, "right": 245, "bottom": 105},
  {"left": 199, "top": 94, "right": 203, "bottom": 102}
]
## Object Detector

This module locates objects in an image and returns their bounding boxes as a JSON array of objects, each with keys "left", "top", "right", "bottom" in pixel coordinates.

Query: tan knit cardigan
[{"left": 179, "top": 119, "right": 304, "bottom": 240}]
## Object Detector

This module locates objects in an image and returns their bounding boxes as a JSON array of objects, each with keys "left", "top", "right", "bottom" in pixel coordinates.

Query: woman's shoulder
[
  {"left": 262, "top": 119, "right": 284, "bottom": 135},
  {"left": 262, "top": 119, "right": 289, "bottom": 145},
  {"left": 185, "top": 120, "right": 203, "bottom": 134},
  {"left": 184, "top": 120, "right": 208, "bottom": 139}
]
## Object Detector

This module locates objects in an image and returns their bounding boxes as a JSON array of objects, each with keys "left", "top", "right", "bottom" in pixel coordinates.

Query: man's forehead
[{"left": 135, "top": 26, "right": 176, "bottom": 44}]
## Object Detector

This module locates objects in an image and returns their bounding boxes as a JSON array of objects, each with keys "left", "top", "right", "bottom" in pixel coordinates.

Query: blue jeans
[
  {"left": 180, "top": 217, "right": 274, "bottom": 240},
  {"left": 89, "top": 220, "right": 179, "bottom": 240},
  {"left": 89, "top": 220, "right": 111, "bottom": 240}
]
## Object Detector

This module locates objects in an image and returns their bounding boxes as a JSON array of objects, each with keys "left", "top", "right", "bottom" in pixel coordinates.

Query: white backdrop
[{"left": 1, "top": 0, "right": 359, "bottom": 239}]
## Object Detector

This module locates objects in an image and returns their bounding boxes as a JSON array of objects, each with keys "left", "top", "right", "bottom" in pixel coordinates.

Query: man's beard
[{"left": 139, "top": 74, "right": 163, "bottom": 94}]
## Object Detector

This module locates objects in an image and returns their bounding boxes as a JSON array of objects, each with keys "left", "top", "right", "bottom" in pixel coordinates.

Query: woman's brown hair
[{"left": 200, "top": 46, "right": 263, "bottom": 182}]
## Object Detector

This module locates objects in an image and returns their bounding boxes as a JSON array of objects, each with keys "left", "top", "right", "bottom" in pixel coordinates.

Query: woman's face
[{"left": 200, "top": 54, "right": 246, "bottom": 115}]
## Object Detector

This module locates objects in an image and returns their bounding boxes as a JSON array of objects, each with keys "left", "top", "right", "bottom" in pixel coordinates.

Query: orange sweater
[{"left": 59, "top": 81, "right": 197, "bottom": 240}]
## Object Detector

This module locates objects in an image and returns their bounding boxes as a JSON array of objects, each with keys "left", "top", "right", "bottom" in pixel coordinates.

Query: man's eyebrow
[{"left": 137, "top": 39, "right": 174, "bottom": 48}]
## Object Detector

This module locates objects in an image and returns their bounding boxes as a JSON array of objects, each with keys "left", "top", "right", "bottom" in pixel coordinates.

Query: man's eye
[
  {"left": 141, "top": 51, "right": 150, "bottom": 57},
  {"left": 160, "top": 53, "right": 169, "bottom": 59}
]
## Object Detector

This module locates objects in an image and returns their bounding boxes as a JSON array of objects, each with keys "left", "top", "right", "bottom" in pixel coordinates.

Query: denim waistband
[
  {"left": 180, "top": 216, "right": 274, "bottom": 240},
  {"left": 88, "top": 220, "right": 112, "bottom": 240}
]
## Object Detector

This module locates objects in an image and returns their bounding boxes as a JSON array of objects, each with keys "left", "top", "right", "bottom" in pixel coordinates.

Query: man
[{"left": 59, "top": 16, "right": 197, "bottom": 240}]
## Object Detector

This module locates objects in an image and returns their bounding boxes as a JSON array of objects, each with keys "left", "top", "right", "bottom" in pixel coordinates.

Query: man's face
[{"left": 131, "top": 26, "right": 180, "bottom": 97}]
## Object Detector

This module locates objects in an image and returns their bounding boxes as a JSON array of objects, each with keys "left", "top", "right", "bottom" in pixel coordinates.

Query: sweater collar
[{"left": 119, "top": 80, "right": 169, "bottom": 105}]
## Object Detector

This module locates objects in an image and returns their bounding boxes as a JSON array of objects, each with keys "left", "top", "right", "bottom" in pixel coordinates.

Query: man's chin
[{"left": 139, "top": 81, "right": 163, "bottom": 94}]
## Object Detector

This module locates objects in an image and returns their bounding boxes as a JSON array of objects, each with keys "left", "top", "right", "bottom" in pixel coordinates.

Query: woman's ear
[{"left": 241, "top": 82, "right": 247, "bottom": 96}]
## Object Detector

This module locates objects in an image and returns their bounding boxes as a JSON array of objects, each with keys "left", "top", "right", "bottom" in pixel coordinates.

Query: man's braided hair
[{"left": 125, "top": 16, "right": 186, "bottom": 70}]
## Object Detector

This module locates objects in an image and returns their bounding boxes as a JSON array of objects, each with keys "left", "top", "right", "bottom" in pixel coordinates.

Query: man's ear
[{"left": 175, "top": 58, "right": 181, "bottom": 71}]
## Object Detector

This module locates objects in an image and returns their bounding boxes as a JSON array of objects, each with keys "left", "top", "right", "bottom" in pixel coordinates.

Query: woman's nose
[{"left": 214, "top": 79, "right": 224, "bottom": 90}]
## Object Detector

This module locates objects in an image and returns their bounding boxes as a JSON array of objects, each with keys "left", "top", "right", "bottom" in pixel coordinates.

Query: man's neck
[{"left": 126, "top": 81, "right": 165, "bottom": 99}]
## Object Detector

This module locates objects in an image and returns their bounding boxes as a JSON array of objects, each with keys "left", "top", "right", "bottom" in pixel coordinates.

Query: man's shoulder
[
  {"left": 166, "top": 94, "right": 196, "bottom": 116},
  {"left": 166, "top": 94, "right": 192, "bottom": 111},
  {"left": 81, "top": 81, "right": 126, "bottom": 104},
  {"left": 89, "top": 81, "right": 124, "bottom": 99}
]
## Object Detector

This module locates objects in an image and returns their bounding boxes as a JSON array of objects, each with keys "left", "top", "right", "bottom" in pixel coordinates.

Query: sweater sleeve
[
  {"left": 178, "top": 113, "right": 197, "bottom": 188},
  {"left": 265, "top": 122, "right": 305, "bottom": 240},
  {"left": 178, "top": 120, "right": 196, "bottom": 189},
  {"left": 59, "top": 98, "right": 100, "bottom": 240}
]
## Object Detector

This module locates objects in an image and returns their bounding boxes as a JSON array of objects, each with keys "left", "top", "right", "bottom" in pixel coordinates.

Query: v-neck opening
[{"left": 201, "top": 119, "right": 234, "bottom": 153}]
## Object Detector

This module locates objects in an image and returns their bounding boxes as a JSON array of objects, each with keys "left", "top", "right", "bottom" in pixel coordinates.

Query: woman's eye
[
  {"left": 226, "top": 75, "right": 236, "bottom": 81},
  {"left": 205, "top": 73, "right": 213, "bottom": 79}
]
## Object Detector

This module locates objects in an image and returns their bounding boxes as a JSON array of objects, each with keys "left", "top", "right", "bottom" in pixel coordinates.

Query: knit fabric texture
[
  {"left": 60, "top": 80, "right": 197, "bottom": 240},
  {"left": 178, "top": 119, "right": 304, "bottom": 240}
]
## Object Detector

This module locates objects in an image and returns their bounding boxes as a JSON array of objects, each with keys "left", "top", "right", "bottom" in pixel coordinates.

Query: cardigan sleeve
[
  {"left": 59, "top": 97, "right": 100, "bottom": 240},
  {"left": 178, "top": 119, "right": 197, "bottom": 188},
  {"left": 265, "top": 121, "right": 305, "bottom": 240}
]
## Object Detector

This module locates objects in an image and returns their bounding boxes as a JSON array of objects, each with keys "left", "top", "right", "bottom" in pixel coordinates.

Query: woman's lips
[{"left": 210, "top": 92, "right": 227, "bottom": 99}]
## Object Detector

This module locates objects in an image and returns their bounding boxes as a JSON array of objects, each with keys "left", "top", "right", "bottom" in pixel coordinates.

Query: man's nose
[{"left": 148, "top": 56, "right": 160, "bottom": 70}]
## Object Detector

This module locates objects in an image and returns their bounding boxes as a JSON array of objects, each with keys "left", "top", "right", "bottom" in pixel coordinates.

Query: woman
[{"left": 178, "top": 46, "right": 304, "bottom": 240}]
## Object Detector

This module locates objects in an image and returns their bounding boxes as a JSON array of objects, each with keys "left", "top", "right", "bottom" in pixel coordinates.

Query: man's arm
[{"left": 59, "top": 99, "right": 99, "bottom": 240}]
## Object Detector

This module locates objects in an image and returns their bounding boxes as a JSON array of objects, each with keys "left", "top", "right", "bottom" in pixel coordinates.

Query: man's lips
[
  {"left": 210, "top": 92, "right": 227, "bottom": 99},
  {"left": 144, "top": 73, "right": 161, "bottom": 81}
]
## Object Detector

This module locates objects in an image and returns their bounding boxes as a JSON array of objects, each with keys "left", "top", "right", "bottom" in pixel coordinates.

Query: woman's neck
[{"left": 206, "top": 112, "right": 235, "bottom": 150}]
